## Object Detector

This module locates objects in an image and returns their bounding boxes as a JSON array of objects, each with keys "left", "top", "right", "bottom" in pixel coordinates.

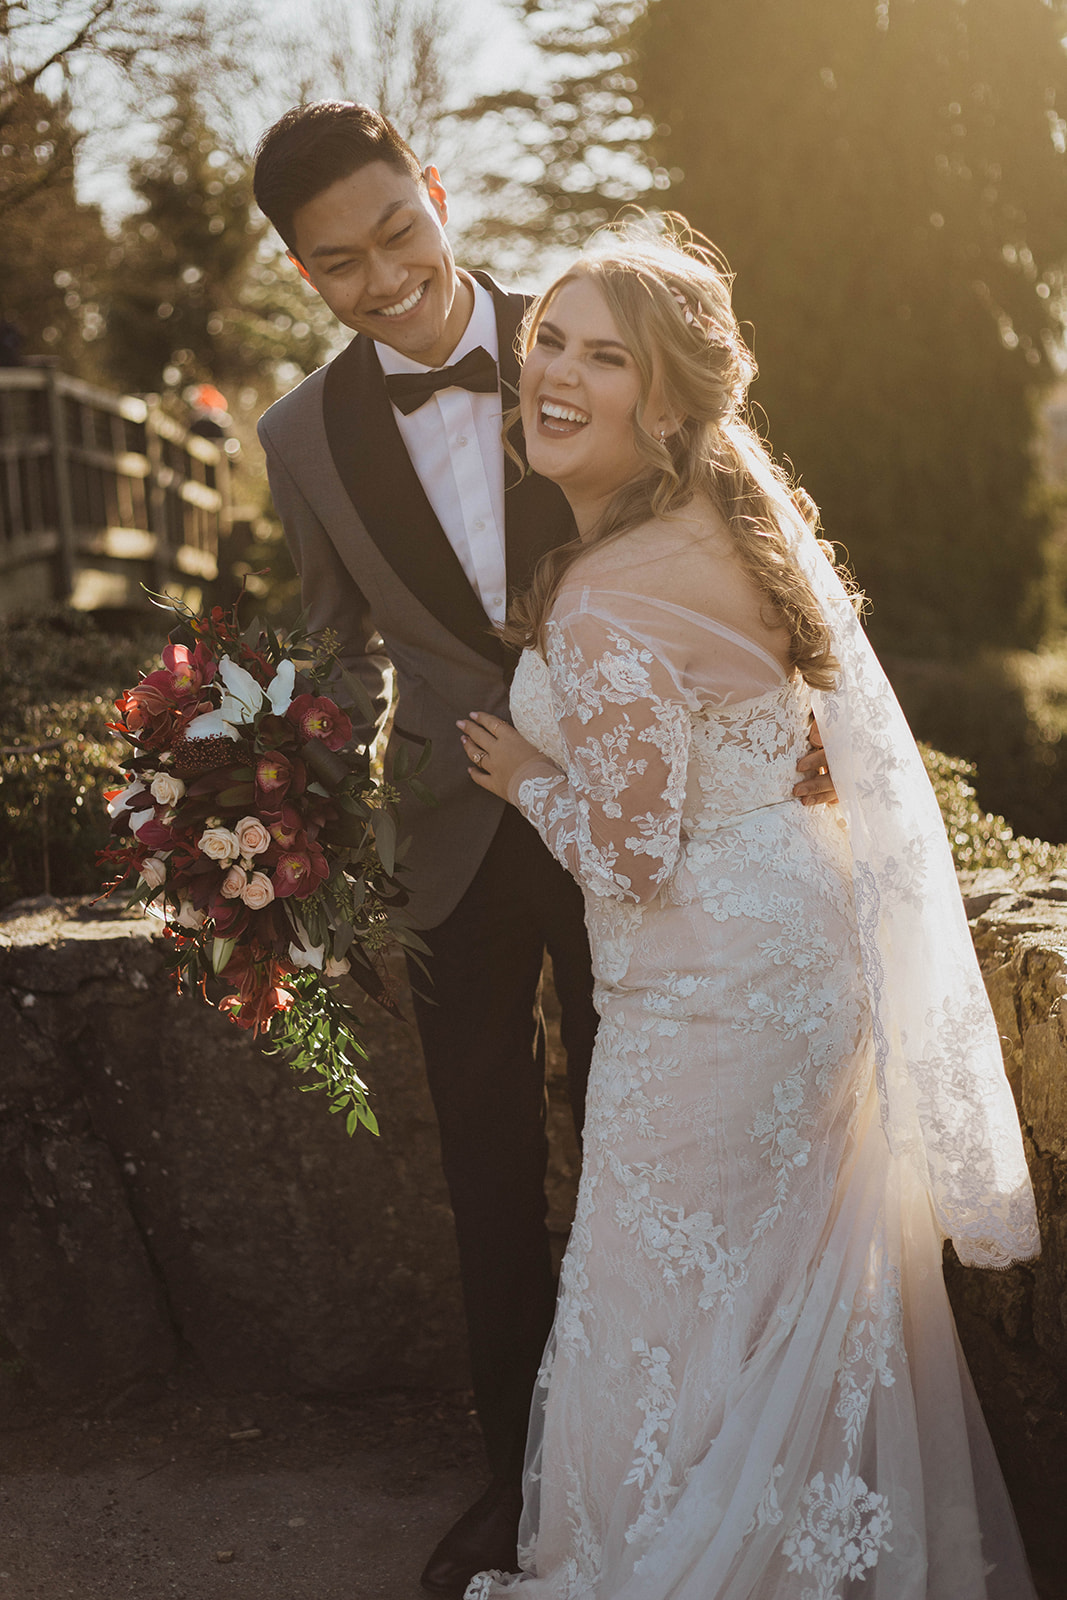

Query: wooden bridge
[{"left": 0, "top": 364, "right": 226, "bottom": 615}]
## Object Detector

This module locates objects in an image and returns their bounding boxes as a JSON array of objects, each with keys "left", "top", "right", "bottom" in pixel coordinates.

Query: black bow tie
[{"left": 384, "top": 345, "right": 499, "bottom": 416}]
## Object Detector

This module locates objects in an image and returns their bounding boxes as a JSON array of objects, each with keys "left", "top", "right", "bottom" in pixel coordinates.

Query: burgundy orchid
[{"left": 286, "top": 693, "right": 352, "bottom": 752}]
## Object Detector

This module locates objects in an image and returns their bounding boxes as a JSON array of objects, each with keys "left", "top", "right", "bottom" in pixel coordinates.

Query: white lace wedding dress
[{"left": 465, "top": 557, "right": 1038, "bottom": 1599}]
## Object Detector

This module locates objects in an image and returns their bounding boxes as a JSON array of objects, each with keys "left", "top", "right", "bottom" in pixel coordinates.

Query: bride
[{"left": 456, "top": 220, "right": 1040, "bottom": 1599}]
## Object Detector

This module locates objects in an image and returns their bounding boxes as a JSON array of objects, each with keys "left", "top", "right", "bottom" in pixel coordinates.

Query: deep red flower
[
  {"left": 256, "top": 751, "right": 294, "bottom": 805},
  {"left": 161, "top": 641, "right": 216, "bottom": 698},
  {"left": 272, "top": 844, "right": 329, "bottom": 899},
  {"left": 132, "top": 810, "right": 178, "bottom": 851},
  {"left": 220, "top": 982, "right": 296, "bottom": 1033},
  {"left": 116, "top": 679, "right": 181, "bottom": 748},
  {"left": 286, "top": 693, "right": 352, "bottom": 753},
  {"left": 216, "top": 946, "right": 297, "bottom": 1034},
  {"left": 266, "top": 804, "right": 304, "bottom": 851}
]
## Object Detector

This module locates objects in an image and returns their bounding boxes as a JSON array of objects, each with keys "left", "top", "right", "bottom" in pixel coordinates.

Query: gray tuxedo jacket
[{"left": 257, "top": 272, "right": 575, "bottom": 929}]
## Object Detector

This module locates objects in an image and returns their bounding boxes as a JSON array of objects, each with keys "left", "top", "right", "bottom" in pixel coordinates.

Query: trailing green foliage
[{"left": 263, "top": 971, "right": 380, "bottom": 1137}]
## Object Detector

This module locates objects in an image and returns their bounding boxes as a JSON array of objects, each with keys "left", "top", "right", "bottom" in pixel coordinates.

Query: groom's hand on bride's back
[{"left": 793, "top": 717, "right": 838, "bottom": 807}]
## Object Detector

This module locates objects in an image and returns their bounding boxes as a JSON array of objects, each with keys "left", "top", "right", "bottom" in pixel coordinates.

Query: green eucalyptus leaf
[
  {"left": 373, "top": 811, "right": 397, "bottom": 876},
  {"left": 339, "top": 666, "right": 376, "bottom": 725},
  {"left": 392, "top": 741, "right": 410, "bottom": 780}
]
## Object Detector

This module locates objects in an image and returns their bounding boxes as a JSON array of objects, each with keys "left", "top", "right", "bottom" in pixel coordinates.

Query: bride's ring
[{"left": 472, "top": 749, "right": 483, "bottom": 765}]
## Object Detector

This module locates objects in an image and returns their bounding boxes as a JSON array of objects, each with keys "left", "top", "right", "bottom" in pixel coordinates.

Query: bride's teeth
[
  {"left": 542, "top": 402, "right": 589, "bottom": 425},
  {"left": 378, "top": 283, "right": 426, "bottom": 317}
]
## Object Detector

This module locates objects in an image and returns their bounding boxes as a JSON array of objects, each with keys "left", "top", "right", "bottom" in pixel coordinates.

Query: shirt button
[
  {"left": 456, "top": 435, "right": 468, "bottom": 447},
  {"left": 473, "top": 518, "right": 486, "bottom": 532}
]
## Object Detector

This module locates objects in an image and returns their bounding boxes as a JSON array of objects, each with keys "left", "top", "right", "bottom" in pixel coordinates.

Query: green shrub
[
  {"left": 0, "top": 610, "right": 165, "bottom": 906},
  {"left": 919, "top": 744, "right": 1067, "bottom": 877},
  {"left": 1, "top": 610, "right": 1063, "bottom": 907},
  {"left": 889, "top": 646, "right": 1067, "bottom": 845}
]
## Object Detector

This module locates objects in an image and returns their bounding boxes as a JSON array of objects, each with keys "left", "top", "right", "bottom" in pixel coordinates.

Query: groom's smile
[{"left": 289, "top": 160, "right": 473, "bottom": 369}]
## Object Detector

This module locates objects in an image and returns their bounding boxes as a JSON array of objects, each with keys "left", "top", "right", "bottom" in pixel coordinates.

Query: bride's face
[{"left": 520, "top": 276, "right": 668, "bottom": 516}]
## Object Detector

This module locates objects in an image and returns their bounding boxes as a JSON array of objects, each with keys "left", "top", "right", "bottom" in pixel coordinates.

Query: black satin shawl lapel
[
  {"left": 473, "top": 271, "right": 577, "bottom": 601},
  {"left": 322, "top": 331, "right": 509, "bottom": 670}
]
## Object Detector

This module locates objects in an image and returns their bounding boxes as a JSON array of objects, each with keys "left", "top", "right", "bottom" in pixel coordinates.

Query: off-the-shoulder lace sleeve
[{"left": 507, "top": 608, "right": 697, "bottom": 904}]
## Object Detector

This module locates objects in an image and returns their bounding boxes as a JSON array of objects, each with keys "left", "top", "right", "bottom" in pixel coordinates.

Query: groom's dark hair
[{"left": 253, "top": 101, "right": 424, "bottom": 255}]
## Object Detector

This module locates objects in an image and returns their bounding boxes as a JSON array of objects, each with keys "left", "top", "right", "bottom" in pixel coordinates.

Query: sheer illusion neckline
[{"left": 561, "top": 585, "right": 791, "bottom": 684}]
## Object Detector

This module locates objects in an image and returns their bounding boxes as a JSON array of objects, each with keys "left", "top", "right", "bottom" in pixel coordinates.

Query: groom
[{"left": 252, "top": 101, "right": 836, "bottom": 1598}]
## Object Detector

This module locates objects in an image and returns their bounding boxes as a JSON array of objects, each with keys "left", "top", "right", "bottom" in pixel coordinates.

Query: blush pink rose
[
  {"left": 234, "top": 815, "right": 272, "bottom": 857},
  {"left": 149, "top": 772, "right": 186, "bottom": 806},
  {"left": 138, "top": 855, "right": 168, "bottom": 890},
  {"left": 220, "top": 864, "right": 247, "bottom": 900},
  {"left": 199, "top": 826, "right": 241, "bottom": 862},
  {"left": 240, "top": 871, "right": 275, "bottom": 910}
]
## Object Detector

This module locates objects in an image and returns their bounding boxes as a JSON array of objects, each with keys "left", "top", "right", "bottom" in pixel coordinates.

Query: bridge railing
[{"left": 0, "top": 364, "right": 226, "bottom": 614}]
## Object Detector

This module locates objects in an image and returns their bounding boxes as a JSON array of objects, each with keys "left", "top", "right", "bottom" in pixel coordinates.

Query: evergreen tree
[
  {"left": 474, "top": 0, "right": 1067, "bottom": 657},
  {"left": 634, "top": 0, "right": 1067, "bottom": 655},
  {"left": 459, "top": 0, "right": 647, "bottom": 272},
  {"left": 104, "top": 80, "right": 332, "bottom": 400},
  {"left": 0, "top": 86, "right": 110, "bottom": 378}
]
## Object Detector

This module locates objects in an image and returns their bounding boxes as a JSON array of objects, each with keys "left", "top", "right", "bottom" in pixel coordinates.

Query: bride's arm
[{"left": 462, "top": 608, "right": 693, "bottom": 905}]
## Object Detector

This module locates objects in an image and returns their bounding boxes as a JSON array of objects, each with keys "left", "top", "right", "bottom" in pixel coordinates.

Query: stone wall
[
  {"left": 0, "top": 899, "right": 469, "bottom": 1401},
  {"left": 946, "top": 869, "right": 1067, "bottom": 1589},
  {"left": 2, "top": 880, "right": 1066, "bottom": 1576}
]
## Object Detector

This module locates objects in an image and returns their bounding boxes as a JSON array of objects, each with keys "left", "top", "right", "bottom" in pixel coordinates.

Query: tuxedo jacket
[{"left": 257, "top": 272, "right": 575, "bottom": 929}]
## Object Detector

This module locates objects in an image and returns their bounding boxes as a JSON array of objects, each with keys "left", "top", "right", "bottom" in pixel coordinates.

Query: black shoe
[{"left": 420, "top": 1477, "right": 523, "bottom": 1598}]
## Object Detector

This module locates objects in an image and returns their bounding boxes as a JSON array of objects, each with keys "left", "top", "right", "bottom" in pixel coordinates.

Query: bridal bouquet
[{"left": 98, "top": 595, "right": 430, "bottom": 1136}]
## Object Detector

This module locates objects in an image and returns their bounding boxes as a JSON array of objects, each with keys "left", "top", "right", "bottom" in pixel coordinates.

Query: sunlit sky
[{"left": 71, "top": 0, "right": 534, "bottom": 224}]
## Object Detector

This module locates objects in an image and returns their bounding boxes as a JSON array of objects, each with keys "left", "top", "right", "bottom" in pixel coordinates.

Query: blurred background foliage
[
  {"left": 0, "top": 611, "right": 159, "bottom": 905},
  {"left": 2, "top": 0, "right": 1067, "bottom": 900}
]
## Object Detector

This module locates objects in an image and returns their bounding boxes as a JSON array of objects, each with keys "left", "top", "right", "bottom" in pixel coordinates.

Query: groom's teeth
[
  {"left": 378, "top": 283, "right": 426, "bottom": 317},
  {"left": 542, "top": 402, "right": 589, "bottom": 425}
]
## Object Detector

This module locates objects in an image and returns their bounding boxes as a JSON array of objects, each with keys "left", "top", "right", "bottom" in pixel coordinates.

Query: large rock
[
  {"left": 0, "top": 898, "right": 468, "bottom": 1398},
  {"left": 949, "top": 871, "right": 1067, "bottom": 1589}
]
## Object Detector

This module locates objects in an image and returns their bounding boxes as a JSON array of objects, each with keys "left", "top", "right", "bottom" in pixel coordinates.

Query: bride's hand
[
  {"left": 793, "top": 715, "right": 838, "bottom": 806},
  {"left": 458, "top": 712, "right": 541, "bottom": 802}
]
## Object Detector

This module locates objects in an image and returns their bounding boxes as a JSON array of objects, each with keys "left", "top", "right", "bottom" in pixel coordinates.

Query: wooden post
[{"left": 41, "top": 364, "right": 76, "bottom": 603}]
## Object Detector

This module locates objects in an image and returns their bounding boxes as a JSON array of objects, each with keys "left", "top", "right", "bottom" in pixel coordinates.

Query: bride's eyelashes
[{"left": 534, "top": 329, "right": 629, "bottom": 368}]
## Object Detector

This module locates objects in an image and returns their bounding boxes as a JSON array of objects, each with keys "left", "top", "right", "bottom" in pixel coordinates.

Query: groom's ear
[
  {"left": 424, "top": 164, "right": 448, "bottom": 225},
  {"left": 287, "top": 252, "right": 316, "bottom": 288}
]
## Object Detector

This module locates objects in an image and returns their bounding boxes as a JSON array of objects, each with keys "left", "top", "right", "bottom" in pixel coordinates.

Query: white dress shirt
[{"left": 374, "top": 276, "right": 509, "bottom": 626}]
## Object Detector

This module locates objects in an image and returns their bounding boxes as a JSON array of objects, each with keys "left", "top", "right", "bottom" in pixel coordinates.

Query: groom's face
[{"left": 290, "top": 161, "right": 468, "bottom": 367}]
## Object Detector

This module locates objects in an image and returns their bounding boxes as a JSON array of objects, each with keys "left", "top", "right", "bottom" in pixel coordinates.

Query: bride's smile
[{"left": 519, "top": 275, "right": 676, "bottom": 534}]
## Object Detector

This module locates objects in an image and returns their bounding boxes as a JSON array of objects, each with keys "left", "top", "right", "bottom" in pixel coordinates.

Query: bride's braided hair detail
[{"left": 503, "top": 217, "right": 849, "bottom": 691}]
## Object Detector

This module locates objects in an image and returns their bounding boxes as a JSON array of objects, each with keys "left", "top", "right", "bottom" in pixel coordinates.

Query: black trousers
[{"left": 407, "top": 805, "right": 598, "bottom": 1480}]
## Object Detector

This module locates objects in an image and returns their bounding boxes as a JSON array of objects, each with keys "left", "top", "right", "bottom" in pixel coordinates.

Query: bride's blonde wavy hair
[{"left": 503, "top": 216, "right": 849, "bottom": 691}]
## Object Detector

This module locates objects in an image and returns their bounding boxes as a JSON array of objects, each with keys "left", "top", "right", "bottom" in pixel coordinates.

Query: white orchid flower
[
  {"left": 107, "top": 779, "right": 147, "bottom": 819},
  {"left": 129, "top": 806, "right": 158, "bottom": 838},
  {"left": 288, "top": 917, "right": 325, "bottom": 970},
  {"left": 185, "top": 656, "right": 268, "bottom": 741},
  {"left": 219, "top": 657, "right": 267, "bottom": 719},
  {"left": 183, "top": 707, "right": 242, "bottom": 741},
  {"left": 266, "top": 658, "right": 296, "bottom": 716}
]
